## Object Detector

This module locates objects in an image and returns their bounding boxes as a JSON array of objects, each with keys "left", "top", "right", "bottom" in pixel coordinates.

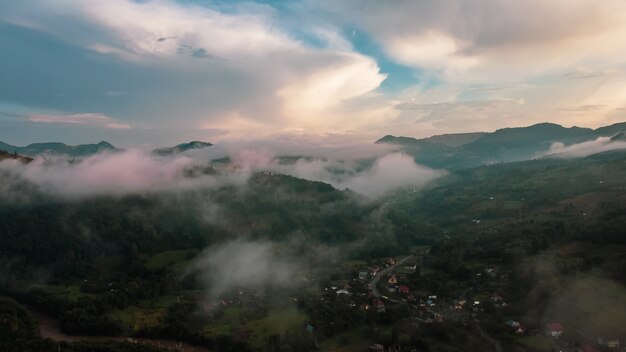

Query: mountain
[
  {"left": 594, "top": 122, "right": 626, "bottom": 136},
  {"left": 0, "top": 140, "right": 120, "bottom": 157},
  {"left": 377, "top": 122, "right": 625, "bottom": 170},
  {"left": 153, "top": 141, "right": 212, "bottom": 155},
  {"left": 419, "top": 132, "right": 487, "bottom": 147}
]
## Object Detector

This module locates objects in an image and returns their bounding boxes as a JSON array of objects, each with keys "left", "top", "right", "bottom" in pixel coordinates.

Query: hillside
[
  {"left": 0, "top": 150, "right": 32, "bottom": 163},
  {"left": 152, "top": 141, "right": 212, "bottom": 156},
  {"left": 377, "top": 121, "right": 626, "bottom": 169},
  {"left": 0, "top": 140, "right": 120, "bottom": 157}
]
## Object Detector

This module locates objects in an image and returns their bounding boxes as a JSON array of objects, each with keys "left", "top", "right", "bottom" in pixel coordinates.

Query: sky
[{"left": 1, "top": 0, "right": 625, "bottom": 147}]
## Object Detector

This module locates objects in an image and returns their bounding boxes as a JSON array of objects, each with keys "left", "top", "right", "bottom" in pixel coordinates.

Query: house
[
  {"left": 358, "top": 271, "right": 369, "bottom": 281},
  {"left": 369, "top": 344, "right": 384, "bottom": 352},
  {"left": 545, "top": 323, "right": 564, "bottom": 338},
  {"left": 453, "top": 300, "right": 466, "bottom": 310},
  {"left": 369, "top": 266, "right": 380, "bottom": 275},
  {"left": 579, "top": 344, "right": 599, "bottom": 352},
  {"left": 491, "top": 293, "right": 503, "bottom": 302},
  {"left": 387, "top": 286, "right": 397, "bottom": 293},
  {"left": 336, "top": 289, "right": 350, "bottom": 295},
  {"left": 404, "top": 261, "right": 417, "bottom": 271},
  {"left": 597, "top": 336, "right": 620, "bottom": 348},
  {"left": 428, "top": 311, "right": 443, "bottom": 322},
  {"left": 505, "top": 320, "right": 520, "bottom": 328},
  {"left": 386, "top": 257, "right": 396, "bottom": 266},
  {"left": 387, "top": 275, "right": 398, "bottom": 285},
  {"left": 505, "top": 320, "right": 525, "bottom": 334},
  {"left": 399, "top": 285, "right": 410, "bottom": 294}
]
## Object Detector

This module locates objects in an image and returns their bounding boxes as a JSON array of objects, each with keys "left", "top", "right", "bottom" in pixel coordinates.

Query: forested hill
[
  {"left": 395, "top": 149, "right": 626, "bottom": 245},
  {"left": 0, "top": 170, "right": 428, "bottom": 283},
  {"left": 0, "top": 150, "right": 32, "bottom": 163}
]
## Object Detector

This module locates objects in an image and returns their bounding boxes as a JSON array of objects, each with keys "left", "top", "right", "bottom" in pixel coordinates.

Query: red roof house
[{"left": 545, "top": 323, "right": 564, "bottom": 338}]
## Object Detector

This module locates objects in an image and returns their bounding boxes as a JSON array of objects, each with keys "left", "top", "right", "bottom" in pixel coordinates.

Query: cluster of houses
[
  {"left": 386, "top": 274, "right": 411, "bottom": 296},
  {"left": 500, "top": 320, "right": 622, "bottom": 351}
]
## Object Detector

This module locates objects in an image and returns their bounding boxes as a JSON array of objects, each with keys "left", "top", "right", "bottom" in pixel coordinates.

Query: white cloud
[
  {"left": 27, "top": 113, "right": 131, "bottom": 130},
  {"left": 193, "top": 240, "right": 299, "bottom": 301},
  {"left": 544, "top": 137, "right": 626, "bottom": 159},
  {"left": 317, "top": 0, "right": 626, "bottom": 82},
  {"left": 1, "top": 0, "right": 388, "bottom": 138},
  {"left": 268, "top": 152, "right": 444, "bottom": 199},
  {"left": 0, "top": 149, "right": 244, "bottom": 198}
]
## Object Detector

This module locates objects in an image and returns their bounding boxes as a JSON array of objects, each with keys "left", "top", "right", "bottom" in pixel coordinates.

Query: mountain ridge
[
  {"left": 377, "top": 121, "right": 626, "bottom": 169},
  {"left": 0, "top": 140, "right": 120, "bottom": 157},
  {"left": 152, "top": 140, "right": 213, "bottom": 155}
]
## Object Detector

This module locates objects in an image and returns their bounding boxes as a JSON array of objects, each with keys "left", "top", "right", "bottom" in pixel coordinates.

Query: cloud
[
  {"left": 0, "top": 149, "right": 243, "bottom": 198},
  {"left": 316, "top": 0, "right": 626, "bottom": 81},
  {"left": 261, "top": 152, "right": 443, "bottom": 199},
  {"left": 27, "top": 113, "right": 130, "bottom": 130},
  {"left": 0, "top": 0, "right": 390, "bottom": 139},
  {"left": 2, "top": 0, "right": 624, "bottom": 142},
  {"left": 0, "top": 137, "right": 438, "bottom": 200},
  {"left": 192, "top": 240, "right": 300, "bottom": 301},
  {"left": 543, "top": 136, "right": 626, "bottom": 158},
  {"left": 336, "top": 153, "right": 444, "bottom": 197}
]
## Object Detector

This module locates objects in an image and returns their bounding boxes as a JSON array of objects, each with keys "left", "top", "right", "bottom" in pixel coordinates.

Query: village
[{"left": 310, "top": 248, "right": 624, "bottom": 352}]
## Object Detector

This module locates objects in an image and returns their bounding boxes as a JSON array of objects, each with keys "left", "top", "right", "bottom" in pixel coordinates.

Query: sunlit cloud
[
  {"left": 27, "top": 113, "right": 131, "bottom": 130},
  {"left": 0, "top": 0, "right": 625, "bottom": 144}
]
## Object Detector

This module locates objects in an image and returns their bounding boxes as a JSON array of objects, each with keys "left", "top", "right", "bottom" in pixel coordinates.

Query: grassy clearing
[
  {"left": 141, "top": 250, "right": 197, "bottom": 270},
  {"left": 109, "top": 293, "right": 197, "bottom": 331},
  {"left": 203, "top": 306, "right": 307, "bottom": 347},
  {"left": 29, "top": 284, "right": 92, "bottom": 301},
  {"left": 246, "top": 309, "right": 308, "bottom": 346}
]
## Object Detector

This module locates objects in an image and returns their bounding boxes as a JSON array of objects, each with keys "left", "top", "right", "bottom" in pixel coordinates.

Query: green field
[
  {"left": 203, "top": 306, "right": 308, "bottom": 347},
  {"left": 141, "top": 250, "right": 197, "bottom": 270}
]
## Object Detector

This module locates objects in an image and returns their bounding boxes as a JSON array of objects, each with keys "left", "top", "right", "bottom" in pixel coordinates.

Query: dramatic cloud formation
[
  {"left": 544, "top": 136, "right": 626, "bottom": 158},
  {"left": 1, "top": 0, "right": 625, "bottom": 143}
]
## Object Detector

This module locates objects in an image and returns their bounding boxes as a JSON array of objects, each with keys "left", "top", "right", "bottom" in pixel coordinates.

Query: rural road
[{"left": 369, "top": 255, "right": 414, "bottom": 299}]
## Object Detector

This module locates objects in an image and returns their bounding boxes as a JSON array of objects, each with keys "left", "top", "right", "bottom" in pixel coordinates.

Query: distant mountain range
[
  {"left": 0, "top": 140, "right": 120, "bottom": 157},
  {"left": 152, "top": 141, "right": 212, "bottom": 156},
  {"left": 2, "top": 121, "right": 624, "bottom": 167},
  {"left": 376, "top": 122, "right": 626, "bottom": 169},
  {"left": 0, "top": 140, "right": 214, "bottom": 158}
]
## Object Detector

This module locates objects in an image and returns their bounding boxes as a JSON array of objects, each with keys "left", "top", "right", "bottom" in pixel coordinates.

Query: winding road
[{"left": 369, "top": 255, "right": 414, "bottom": 299}]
